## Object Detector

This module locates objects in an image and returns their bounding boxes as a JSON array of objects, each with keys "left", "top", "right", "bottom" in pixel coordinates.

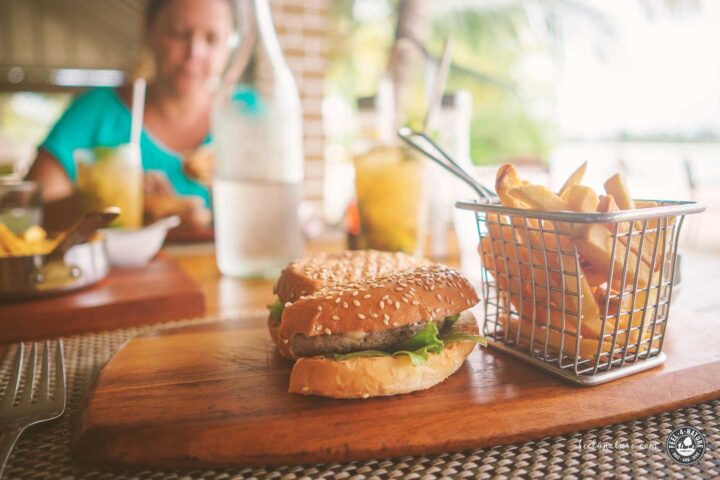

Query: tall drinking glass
[
  {"left": 353, "top": 144, "right": 426, "bottom": 256},
  {"left": 0, "top": 179, "right": 43, "bottom": 235},
  {"left": 75, "top": 145, "right": 143, "bottom": 229}
]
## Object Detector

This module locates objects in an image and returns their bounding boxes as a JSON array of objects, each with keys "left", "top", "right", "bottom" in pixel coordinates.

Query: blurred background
[{"left": 1, "top": 0, "right": 718, "bottom": 252}]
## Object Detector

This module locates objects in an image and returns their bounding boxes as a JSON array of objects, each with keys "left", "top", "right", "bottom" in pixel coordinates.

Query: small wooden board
[
  {"left": 73, "top": 308, "right": 720, "bottom": 469},
  {"left": 0, "top": 256, "right": 205, "bottom": 343}
]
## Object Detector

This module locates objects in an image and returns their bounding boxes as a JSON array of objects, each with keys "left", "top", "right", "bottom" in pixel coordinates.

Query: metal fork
[{"left": 0, "top": 340, "right": 66, "bottom": 478}]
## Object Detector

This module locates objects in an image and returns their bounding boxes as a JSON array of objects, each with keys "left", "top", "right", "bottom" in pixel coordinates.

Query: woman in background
[{"left": 27, "top": 0, "right": 233, "bottom": 231}]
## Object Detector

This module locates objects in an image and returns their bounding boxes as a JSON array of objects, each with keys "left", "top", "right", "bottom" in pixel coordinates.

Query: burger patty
[{"left": 290, "top": 318, "right": 448, "bottom": 357}]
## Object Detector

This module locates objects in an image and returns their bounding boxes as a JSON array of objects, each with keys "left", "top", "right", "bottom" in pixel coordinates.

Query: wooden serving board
[
  {"left": 73, "top": 308, "right": 720, "bottom": 469},
  {"left": 0, "top": 255, "right": 205, "bottom": 343}
]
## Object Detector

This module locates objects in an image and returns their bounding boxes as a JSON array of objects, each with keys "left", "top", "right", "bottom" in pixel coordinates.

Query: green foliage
[{"left": 325, "top": 1, "right": 613, "bottom": 165}]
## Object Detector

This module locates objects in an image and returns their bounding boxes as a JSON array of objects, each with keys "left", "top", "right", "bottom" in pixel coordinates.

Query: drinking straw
[
  {"left": 423, "top": 37, "right": 454, "bottom": 133},
  {"left": 130, "top": 77, "right": 147, "bottom": 149}
]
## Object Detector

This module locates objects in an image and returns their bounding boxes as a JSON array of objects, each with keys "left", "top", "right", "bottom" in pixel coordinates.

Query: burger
[{"left": 267, "top": 251, "right": 485, "bottom": 398}]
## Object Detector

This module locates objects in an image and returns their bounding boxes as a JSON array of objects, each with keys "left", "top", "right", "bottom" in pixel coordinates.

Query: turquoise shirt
[{"left": 40, "top": 87, "right": 211, "bottom": 207}]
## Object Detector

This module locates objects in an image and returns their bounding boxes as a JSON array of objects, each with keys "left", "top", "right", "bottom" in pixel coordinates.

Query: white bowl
[{"left": 102, "top": 215, "right": 181, "bottom": 267}]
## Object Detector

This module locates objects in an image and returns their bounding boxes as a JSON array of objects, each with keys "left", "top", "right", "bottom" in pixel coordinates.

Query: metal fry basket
[
  {"left": 456, "top": 199, "right": 705, "bottom": 385},
  {"left": 397, "top": 126, "right": 707, "bottom": 385}
]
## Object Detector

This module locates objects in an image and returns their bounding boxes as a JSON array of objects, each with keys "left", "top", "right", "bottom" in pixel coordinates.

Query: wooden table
[{"left": 3, "top": 237, "right": 718, "bottom": 476}]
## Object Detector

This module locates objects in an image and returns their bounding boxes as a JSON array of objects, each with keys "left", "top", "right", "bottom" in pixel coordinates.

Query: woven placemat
[{"left": 1, "top": 315, "right": 718, "bottom": 480}]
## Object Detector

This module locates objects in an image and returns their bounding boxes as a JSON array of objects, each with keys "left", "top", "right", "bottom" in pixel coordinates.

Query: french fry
[
  {"left": 22, "top": 225, "right": 47, "bottom": 243},
  {"left": 509, "top": 184, "right": 569, "bottom": 214},
  {"left": 602, "top": 174, "right": 664, "bottom": 240},
  {"left": 581, "top": 261, "right": 607, "bottom": 287},
  {"left": 566, "top": 185, "right": 599, "bottom": 214},
  {"left": 0, "top": 224, "right": 34, "bottom": 256},
  {"left": 495, "top": 163, "right": 529, "bottom": 209},
  {"left": 597, "top": 194, "right": 662, "bottom": 272},
  {"left": 506, "top": 316, "right": 612, "bottom": 360},
  {"left": 593, "top": 283, "right": 656, "bottom": 349},
  {"left": 558, "top": 161, "right": 588, "bottom": 197},
  {"left": 572, "top": 223, "right": 651, "bottom": 289},
  {"left": 604, "top": 173, "right": 636, "bottom": 210}
]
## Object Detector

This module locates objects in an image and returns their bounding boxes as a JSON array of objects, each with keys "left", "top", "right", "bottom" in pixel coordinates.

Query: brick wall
[{"left": 270, "top": 0, "right": 329, "bottom": 203}]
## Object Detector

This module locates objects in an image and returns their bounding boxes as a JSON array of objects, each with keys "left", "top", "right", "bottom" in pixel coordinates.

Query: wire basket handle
[{"left": 398, "top": 127, "right": 497, "bottom": 202}]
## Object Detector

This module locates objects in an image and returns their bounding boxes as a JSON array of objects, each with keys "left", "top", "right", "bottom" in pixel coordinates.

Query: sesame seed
[
  {"left": 401, "top": 297, "right": 409, "bottom": 303},
  {"left": 370, "top": 313, "right": 378, "bottom": 318},
  {"left": 317, "top": 305, "right": 323, "bottom": 311},
  {"left": 352, "top": 290, "right": 359, "bottom": 296},
  {"left": 332, "top": 315, "right": 340, "bottom": 320},
  {"left": 343, "top": 302, "right": 349, "bottom": 309},
  {"left": 393, "top": 322, "right": 400, "bottom": 327},
  {"left": 411, "top": 300, "right": 420, "bottom": 305},
  {"left": 395, "top": 287, "right": 404, "bottom": 292},
  {"left": 363, "top": 294, "right": 372, "bottom": 299},
  {"left": 283, "top": 339, "right": 289, "bottom": 344},
  {"left": 361, "top": 393, "right": 370, "bottom": 399},
  {"left": 357, "top": 313, "right": 366, "bottom": 319},
  {"left": 383, "top": 314, "right": 390, "bottom": 325},
  {"left": 284, "top": 302, "right": 292, "bottom": 307},
  {"left": 379, "top": 301, "right": 385, "bottom": 310},
  {"left": 324, "top": 328, "right": 332, "bottom": 335},
  {"left": 353, "top": 300, "right": 361, "bottom": 307},
  {"left": 302, "top": 387, "right": 310, "bottom": 393},
  {"left": 394, "top": 301, "right": 400, "bottom": 310},
  {"left": 335, "top": 297, "right": 341, "bottom": 304}
]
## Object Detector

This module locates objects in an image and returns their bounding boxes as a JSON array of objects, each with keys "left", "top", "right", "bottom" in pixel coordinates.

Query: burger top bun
[{"left": 273, "top": 250, "right": 431, "bottom": 304}]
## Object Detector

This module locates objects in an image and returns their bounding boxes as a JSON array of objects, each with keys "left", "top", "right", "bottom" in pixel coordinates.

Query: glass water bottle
[{"left": 212, "top": 0, "right": 304, "bottom": 278}]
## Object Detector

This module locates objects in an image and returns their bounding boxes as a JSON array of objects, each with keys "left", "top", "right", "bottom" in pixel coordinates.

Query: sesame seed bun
[
  {"left": 288, "top": 311, "right": 479, "bottom": 398},
  {"left": 273, "top": 250, "right": 431, "bottom": 304},
  {"left": 273, "top": 264, "right": 479, "bottom": 360}
]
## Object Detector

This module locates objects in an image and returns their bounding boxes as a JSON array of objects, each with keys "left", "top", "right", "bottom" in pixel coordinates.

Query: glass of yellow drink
[
  {"left": 75, "top": 145, "right": 143, "bottom": 228},
  {"left": 353, "top": 144, "right": 426, "bottom": 255}
]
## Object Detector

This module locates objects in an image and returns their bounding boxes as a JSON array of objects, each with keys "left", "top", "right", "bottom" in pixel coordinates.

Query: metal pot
[{"left": 0, "top": 238, "right": 110, "bottom": 300}]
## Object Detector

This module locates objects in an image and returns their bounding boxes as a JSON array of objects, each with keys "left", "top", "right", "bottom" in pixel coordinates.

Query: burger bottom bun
[
  {"left": 288, "top": 310, "right": 479, "bottom": 398},
  {"left": 268, "top": 317, "right": 294, "bottom": 360}
]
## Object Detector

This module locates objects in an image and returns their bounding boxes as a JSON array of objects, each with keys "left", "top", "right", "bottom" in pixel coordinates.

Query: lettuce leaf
[
  {"left": 391, "top": 321, "right": 444, "bottom": 354},
  {"left": 443, "top": 313, "right": 460, "bottom": 330},
  {"left": 329, "top": 317, "right": 486, "bottom": 366},
  {"left": 267, "top": 298, "right": 284, "bottom": 325},
  {"left": 439, "top": 331, "right": 488, "bottom": 347}
]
